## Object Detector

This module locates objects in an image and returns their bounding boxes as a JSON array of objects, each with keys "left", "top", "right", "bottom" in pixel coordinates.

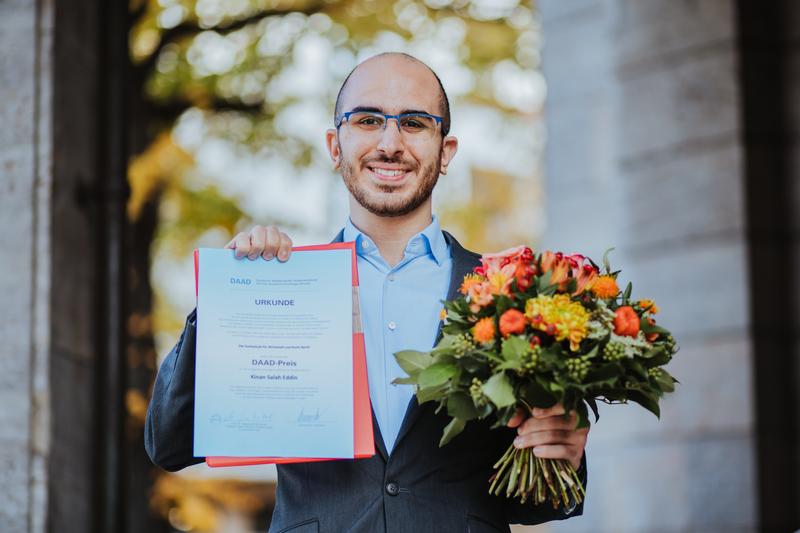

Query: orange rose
[
  {"left": 499, "top": 309, "right": 526, "bottom": 337},
  {"left": 614, "top": 306, "right": 640, "bottom": 337},
  {"left": 472, "top": 317, "right": 496, "bottom": 344}
]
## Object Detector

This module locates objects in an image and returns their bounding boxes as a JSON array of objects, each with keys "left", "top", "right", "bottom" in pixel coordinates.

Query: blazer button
[{"left": 385, "top": 481, "right": 400, "bottom": 496}]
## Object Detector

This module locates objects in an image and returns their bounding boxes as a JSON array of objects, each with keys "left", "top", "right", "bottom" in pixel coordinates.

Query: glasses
[{"left": 335, "top": 110, "right": 442, "bottom": 140}]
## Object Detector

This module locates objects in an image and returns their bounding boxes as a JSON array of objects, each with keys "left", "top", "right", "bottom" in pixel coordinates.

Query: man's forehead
[{"left": 339, "top": 56, "right": 441, "bottom": 113}]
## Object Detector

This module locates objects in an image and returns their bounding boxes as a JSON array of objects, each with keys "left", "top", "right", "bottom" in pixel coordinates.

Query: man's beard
[{"left": 340, "top": 151, "right": 441, "bottom": 217}]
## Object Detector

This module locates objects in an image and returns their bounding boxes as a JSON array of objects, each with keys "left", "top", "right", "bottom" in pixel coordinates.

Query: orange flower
[
  {"left": 614, "top": 306, "right": 640, "bottom": 337},
  {"left": 472, "top": 317, "right": 496, "bottom": 344},
  {"left": 592, "top": 275, "right": 619, "bottom": 299},
  {"left": 499, "top": 309, "right": 526, "bottom": 337},
  {"left": 459, "top": 273, "right": 484, "bottom": 295},
  {"left": 637, "top": 299, "right": 659, "bottom": 314}
]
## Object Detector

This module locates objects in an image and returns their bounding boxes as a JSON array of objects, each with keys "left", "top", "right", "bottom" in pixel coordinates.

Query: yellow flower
[
  {"left": 525, "top": 294, "right": 590, "bottom": 351},
  {"left": 591, "top": 275, "right": 619, "bottom": 299},
  {"left": 637, "top": 299, "right": 659, "bottom": 314},
  {"left": 439, "top": 308, "right": 447, "bottom": 321}
]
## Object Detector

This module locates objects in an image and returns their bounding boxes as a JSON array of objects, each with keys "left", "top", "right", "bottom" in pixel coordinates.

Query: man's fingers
[
  {"left": 231, "top": 232, "right": 250, "bottom": 259},
  {"left": 516, "top": 413, "right": 581, "bottom": 435},
  {"left": 262, "top": 225, "right": 281, "bottom": 260},
  {"left": 506, "top": 407, "right": 526, "bottom": 428},
  {"left": 277, "top": 232, "right": 293, "bottom": 262},
  {"left": 248, "top": 225, "right": 267, "bottom": 260},
  {"left": 528, "top": 444, "right": 582, "bottom": 469},
  {"left": 532, "top": 403, "right": 567, "bottom": 418},
  {"left": 513, "top": 429, "right": 575, "bottom": 449}
]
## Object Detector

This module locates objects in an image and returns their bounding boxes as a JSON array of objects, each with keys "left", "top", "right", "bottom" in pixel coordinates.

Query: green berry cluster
[
  {"left": 603, "top": 341, "right": 625, "bottom": 361},
  {"left": 452, "top": 333, "right": 475, "bottom": 358},
  {"left": 469, "top": 377, "right": 488, "bottom": 406},
  {"left": 647, "top": 367, "right": 664, "bottom": 379},
  {"left": 522, "top": 345, "right": 542, "bottom": 372},
  {"left": 663, "top": 335, "right": 677, "bottom": 354},
  {"left": 566, "top": 355, "right": 591, "bottom": 381}
]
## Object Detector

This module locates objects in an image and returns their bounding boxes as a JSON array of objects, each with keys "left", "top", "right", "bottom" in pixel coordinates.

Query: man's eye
[{"left": 356, "top": 116, "right": 383, "bottom": 127}]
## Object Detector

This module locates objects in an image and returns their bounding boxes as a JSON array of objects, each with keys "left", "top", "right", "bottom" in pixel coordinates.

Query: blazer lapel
[{"left": 391, "top": 231, "right": 480, "bottom": 454}]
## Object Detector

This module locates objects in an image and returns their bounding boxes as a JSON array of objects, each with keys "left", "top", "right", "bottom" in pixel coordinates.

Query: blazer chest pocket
[
  {"left": 466, "top": 514, "right": 509, "bottom": 533},
  {"left": 277, "top": 518, "right": 319, "bottom": 533}
]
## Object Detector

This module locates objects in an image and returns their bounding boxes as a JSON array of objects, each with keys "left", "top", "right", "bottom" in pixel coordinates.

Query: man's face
[{"left": 326, "top": 56, "right": 458, "bottom": 217}]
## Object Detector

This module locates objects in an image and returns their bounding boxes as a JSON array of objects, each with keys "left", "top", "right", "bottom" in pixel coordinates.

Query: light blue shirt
[{"left": 344, "top": 215, "right": 453, "bottom": 453}]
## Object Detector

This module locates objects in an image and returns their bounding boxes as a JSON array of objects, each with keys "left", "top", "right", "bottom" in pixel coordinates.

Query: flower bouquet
[{"left": 392, "top": 246, "right": 679, "bottom": 509}]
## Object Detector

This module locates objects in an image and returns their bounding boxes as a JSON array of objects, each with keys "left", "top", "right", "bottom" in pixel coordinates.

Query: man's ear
[
  {"left": 439, "top": 135, "right": 458, "bottom": 175},
  {"left": 325, "top": 128, "right": 342, "bottom": 169}
]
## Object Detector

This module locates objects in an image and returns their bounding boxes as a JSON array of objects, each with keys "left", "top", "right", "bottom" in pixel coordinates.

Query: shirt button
[
  {"left": 388, "top": 274, "right": 396, "bottom": 282},
  {"left": 388, "top": 321, "right": 396, "bottom": 331},
  {"left": 385, "top": 481, "right": 400, "bottom": 496}
]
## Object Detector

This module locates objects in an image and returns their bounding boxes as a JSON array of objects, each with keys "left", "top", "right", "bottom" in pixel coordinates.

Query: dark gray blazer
[{"left": 145, "top": 230, "right": 586, "bottom": 532}]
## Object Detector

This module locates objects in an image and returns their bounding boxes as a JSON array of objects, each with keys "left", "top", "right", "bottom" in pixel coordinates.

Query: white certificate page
[{"left": 193, "top": 248, "right": 354, "bottom": 458}]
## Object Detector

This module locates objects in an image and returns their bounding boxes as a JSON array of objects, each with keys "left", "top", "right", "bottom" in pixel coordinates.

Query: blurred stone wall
[
  {"left": 0, "top": 0, "right": 115, "bottom": 531},
  {"left": 0, "top": 0, "right": 54, "bottom": 531},
  {"left": 535, "top": 1, "right": 800, "bottom": 532}
]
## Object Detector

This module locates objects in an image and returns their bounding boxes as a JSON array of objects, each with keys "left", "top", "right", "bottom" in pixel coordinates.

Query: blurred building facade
[
  {"left": 536, "top": 1, "right": 799, "bottom": 532},
  {"left": 2, "top": 1, "right": 799, "bottom": 533}
]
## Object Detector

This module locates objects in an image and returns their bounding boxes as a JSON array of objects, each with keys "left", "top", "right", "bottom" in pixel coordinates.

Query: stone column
[
  {"left": 538, "top": 1, "right": 757, "bottom": 531},
  {"left": 0, "top": 0, "right": 54, "bottom": 531}
]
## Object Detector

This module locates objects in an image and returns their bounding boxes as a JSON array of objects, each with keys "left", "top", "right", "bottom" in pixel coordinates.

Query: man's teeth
[{"left": 371, "top": 168, "right": 406, "bottom": 177}]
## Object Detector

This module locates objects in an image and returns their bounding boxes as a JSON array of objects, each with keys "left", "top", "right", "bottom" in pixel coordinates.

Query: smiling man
[{"left": 145, "top": 52, "right": 589, "bottom": 532}]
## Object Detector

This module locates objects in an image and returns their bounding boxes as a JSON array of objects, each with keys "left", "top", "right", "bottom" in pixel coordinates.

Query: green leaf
[
  {"left": 439, "top": 417, "right": 466, "bottom": 446},
  {"left": 394, "top": 350, "right": 433, "bottom": 376},
  {"left": 584, "top": 363, "right": 619, "bottom": 387},
  {"left": 418, "top": 362, "right": 457, "bottom": 388},
  {"left": 521, "top": 380, "right": 557, "bottom": 408},
  {"left": 622, "top": 282, "right": 632, "bottom": 303},
  {"left": 416, "top": 383, "right": 448, "bottom": 404},
  {"left": 447, "top": 391, "right": 480, "bottom": 421},
  {"left": 641, "top": 346, "right": 670, "bottom": 367},
  {"left": 628, "top": 389, "right": 661, "bottom": 418},
  {"left": 639, "top": 320, "right": 670, "bottom": 336},
  {"left": 602, "top": 247, "right": 615, "bottom": 274},
  {"left": 482, "top": 373, "right": 516, "bottom": 408},
  {"left": 391, "top": 376, "right": 417, "bottom": 385},
  {"left": 501, "top": 335, "right": 528, "bottom": 361},
  {"left": 654, "top": 369, "right": 677, "bottom": 393}
]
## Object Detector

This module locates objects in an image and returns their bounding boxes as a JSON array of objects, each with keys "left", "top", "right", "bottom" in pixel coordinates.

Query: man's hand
[
  {"left": 225, "top": 225, "right": 293, "bottom": 262},
  {"left": 507, "top": 403, "right": 589, "bottom": 470}
]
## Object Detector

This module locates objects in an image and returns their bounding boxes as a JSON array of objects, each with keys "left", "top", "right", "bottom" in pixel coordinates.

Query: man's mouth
[{"left": 366, "top": 164, "right": 412, "bottom": 181}]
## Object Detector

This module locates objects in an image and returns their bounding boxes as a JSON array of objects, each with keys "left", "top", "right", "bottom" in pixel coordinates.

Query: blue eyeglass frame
[{"left": 335, "top": 110, "right": 443, "bottom": 131}]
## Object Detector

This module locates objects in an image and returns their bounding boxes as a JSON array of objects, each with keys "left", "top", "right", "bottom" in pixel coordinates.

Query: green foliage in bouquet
[{"left": 393, "top": 246, "right": 679, "bottom": 509}]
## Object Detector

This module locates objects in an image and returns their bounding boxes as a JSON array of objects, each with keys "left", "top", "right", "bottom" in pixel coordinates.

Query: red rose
[{"left": 614, "top": 306, "right": 640, "bottom": 337}]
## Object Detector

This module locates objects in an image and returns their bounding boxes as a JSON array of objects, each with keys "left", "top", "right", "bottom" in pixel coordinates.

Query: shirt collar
[{"left": 343, "top": 215, "right": 449, "bottom": 266}]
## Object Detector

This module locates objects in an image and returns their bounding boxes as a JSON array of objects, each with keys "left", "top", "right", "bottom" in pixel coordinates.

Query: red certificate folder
[{"left": 193, "top": 242, "right": 374, "bottom": 466}]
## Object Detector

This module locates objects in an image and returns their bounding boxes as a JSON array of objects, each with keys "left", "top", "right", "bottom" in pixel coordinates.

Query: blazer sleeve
[
  {"left": 144, "top": 309, "right": 204, "bottom": 472},
  {"left": 504, "top": 451, "right": 587, "bottom": 525}
]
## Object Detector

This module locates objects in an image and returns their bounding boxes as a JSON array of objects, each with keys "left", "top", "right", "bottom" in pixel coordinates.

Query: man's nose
[{"left": 376, "top": 118, "right": 405, "bottom": 156}]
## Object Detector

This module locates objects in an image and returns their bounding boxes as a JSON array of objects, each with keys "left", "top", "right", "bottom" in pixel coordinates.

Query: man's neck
[{"left": 348, "top": 199, "right": 434, "bottom": 267}]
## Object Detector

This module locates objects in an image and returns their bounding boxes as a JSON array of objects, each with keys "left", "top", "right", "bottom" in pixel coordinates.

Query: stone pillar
[
  {"left": 538, "top": 1, "right": 757, "bottom": 531},
  {"left": 0, "top": 0, "right": 54, "bottom": 531},
  {"left": 0, "top": 0, "right": 128, "bottom": 531}
]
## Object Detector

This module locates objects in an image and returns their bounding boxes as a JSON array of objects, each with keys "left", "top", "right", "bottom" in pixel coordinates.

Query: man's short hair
[{"left": 333, "top": 52, "right": 451, "bottom": 137}]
